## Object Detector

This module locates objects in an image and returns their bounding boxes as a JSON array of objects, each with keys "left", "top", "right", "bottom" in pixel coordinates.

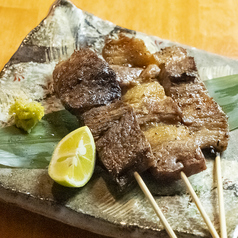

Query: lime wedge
[{"left": 48, "top": 126, "right": 96, "bottom": 187}]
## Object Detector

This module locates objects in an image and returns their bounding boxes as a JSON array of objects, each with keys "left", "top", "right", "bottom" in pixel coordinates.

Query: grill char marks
[
  {"left": 82, "top": 100, "right": 130, "bottom": 141},
  {"left": 53, "top": 48, "right": 121, "bottom": 115},
  {"left": 122, "top": 80, "right": 206, "bottom": 181},
  {"left": 169, "top": 79, "right": 229, "bottom": 151},
  {"left": 156, "top": 46, "right": 198, "bottom": 98},
  {"left": 52, "top": 42, "right": 229, "bottom": 186},
  {"left": 157, "top": 46, "right": 229, "bottom": 152},
  {"left": 82, "top": 101, "right": 155, "bottom": 188}
]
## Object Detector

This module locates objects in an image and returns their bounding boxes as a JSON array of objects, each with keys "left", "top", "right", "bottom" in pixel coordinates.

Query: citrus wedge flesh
[{"left": 48, "top": 126, "right": 96, "bottom": 187}]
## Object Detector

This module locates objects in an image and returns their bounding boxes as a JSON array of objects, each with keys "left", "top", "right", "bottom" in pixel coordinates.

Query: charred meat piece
[
  {"left": 110, "top": 65, "right": 143, "bottom": 88},
  {"left": 155, "top": 45, "right": 198, "bottom": 94},
  {"left": 157, "top": 46, "right": 229, "bottom": 151},
  {"left": 158, "top": 56, "right": 198, "bottom": 95},
  {"left": 102, "top": 34, "right": 156, "bottom": 67},
  {"left": 122, "top": 82, "right": 182, "bottom": 126},
  {"left": 144, "top": 124, "right": 206, "bottom": 181},
  {"left": 53, "top": 48, "right": 121, "bottom": 115},
  {"left": 82, "top": 101, "right": 155, "bottom": 188}
]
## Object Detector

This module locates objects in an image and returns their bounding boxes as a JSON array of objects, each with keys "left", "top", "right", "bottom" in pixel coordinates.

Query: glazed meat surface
[
  {"left": 122, "top": 80, "right": 206, "bottom": 180},
  {"left": 122, "top": 81, "right": 182, "bottom": 126},
  {"left": 53, "top": 48, "right": 121, "bottom": 115},
  {"left": 102, "top": 34, "right": 156, "bottom": 67},
  {"left": 82, "top": 101, "right": 155, "bottom": 188},
  {"left": 144, "top": 124, "right": 206, "bottom": 180},
  {"left": 157, "top": 46, "right": 229, "bottom": 151}
]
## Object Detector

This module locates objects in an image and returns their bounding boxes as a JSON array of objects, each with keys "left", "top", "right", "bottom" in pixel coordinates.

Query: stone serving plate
[{"left": 0, "top": 0, "right": 238, "bottom": 237}]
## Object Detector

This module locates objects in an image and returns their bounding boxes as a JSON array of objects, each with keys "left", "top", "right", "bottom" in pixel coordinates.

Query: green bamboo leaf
[
  {"left": 1, "top": 75, "right": 237, "bottom": 169},
  {"left": 204, "top": 74, "right": 238, "bottom": 131},
  {"left": 0, "top": 110, "right": 79, "bottom": 168}
]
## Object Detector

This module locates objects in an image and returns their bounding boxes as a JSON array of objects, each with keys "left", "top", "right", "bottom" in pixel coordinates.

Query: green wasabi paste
[{"left": 10, "top": 98, "right": 44, "bottom": 133}]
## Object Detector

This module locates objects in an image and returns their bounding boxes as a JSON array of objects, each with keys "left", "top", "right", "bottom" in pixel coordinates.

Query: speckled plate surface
[{"left": 0, "top": 0, "right": 238, "bottom": 237}]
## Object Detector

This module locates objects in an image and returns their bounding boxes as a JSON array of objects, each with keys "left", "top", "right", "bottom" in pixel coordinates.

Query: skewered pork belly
[
  {"left": 156, "top": 46, "right": 229, "bottom": 152},
  {"left": 122, "top": 81, "right": 206, "bottom": 180},
  {"left": 52, "top": 35, "right": 229, "bottom": 187},
  {"left": 102, "top": 35, "right": 227, "bottom": 180}
]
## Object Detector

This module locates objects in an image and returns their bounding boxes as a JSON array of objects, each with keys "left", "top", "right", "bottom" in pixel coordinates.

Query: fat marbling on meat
[
  {"left": 122, "top": 81, "right": 206, "bottom": 180},
  {"left": 122, "top": 81, "right": 183, "bottom": 126},
  {"left": 156, "top": 46, "right": 229, "bottom": 152},
  {"left": 52, "top": 41, "right": 229, "bottom": 186},
  {"left": 102, "top": 34, "right": 156, "bottom": 67},
  {"left": 144, "top": 124, "right": 206, "bottom": 181}
]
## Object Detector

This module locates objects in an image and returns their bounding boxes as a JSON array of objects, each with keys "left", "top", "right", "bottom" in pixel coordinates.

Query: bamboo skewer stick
[
  {"left": 134, "top": 172, "right": 177, "bottom": 238},
  {"left": 180, "top": 171, "right": 220, "bottom": 238},
  {"left": 215, "top": 154, "right": 227, "bottom": 238}
]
